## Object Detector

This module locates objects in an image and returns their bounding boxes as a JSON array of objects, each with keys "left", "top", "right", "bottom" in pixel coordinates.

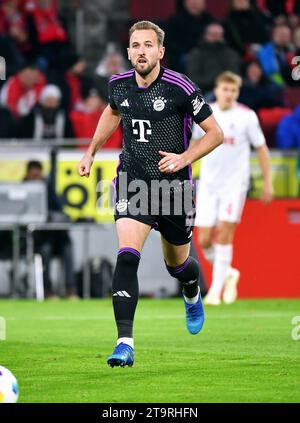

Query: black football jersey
[{"left": 108, "top": 66, "right": 212, "bottom": 183}]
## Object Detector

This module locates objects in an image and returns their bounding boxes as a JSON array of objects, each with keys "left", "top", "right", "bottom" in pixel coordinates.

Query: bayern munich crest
[
  {"left": 152, "top": 96, "right": 167, "bottom": 111},
  {"left": 116, "top": 199, "right": 130, "bottom": 212}
]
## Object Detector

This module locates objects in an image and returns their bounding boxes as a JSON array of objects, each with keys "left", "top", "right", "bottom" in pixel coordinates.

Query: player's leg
[
  {"left": 207, "top": 221, "right": 236, "bottom": 303},
  {"left": 217, "top": 221, "right": 241, "bottom": 304},
  {"left": 208, "top": 192, "right": 246, "bottom": 305},
  {"left": 162, "top": 237, "right": 199, "bottom": 300},
  {"left": 107, "top": 217, "right": 151, "bottom": 367},
  {"left": 198, "top": 226, "right": 215, "bottom": 264},
  {"left": 160, "top": 214, "right": 205, "bottom": 335},
  {"left": 194, "top": 183, "right": 221, "bottom": 303},
  {"left": 189, "top": 239, "right": 208, "bottom": 296},
  {"left": 195, "top": 182, "right": 218, "bottom": 265}
]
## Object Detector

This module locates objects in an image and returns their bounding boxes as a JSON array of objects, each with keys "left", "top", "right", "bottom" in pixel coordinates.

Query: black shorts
[{"left": 114, "top": 174, "right": 196, "bottom": 246}]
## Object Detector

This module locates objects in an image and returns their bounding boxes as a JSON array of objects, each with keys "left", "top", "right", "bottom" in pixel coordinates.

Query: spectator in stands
[
  {"left": 224, "top": 0, "right": 270, "bottom": 56},
  {"left": 276, "top": 105, "right": 300, "bottom": 148},
  {"left": 186, "top": 22, "right": 241, "bottom": 94},
  {"left": 294, "top": 26, "right": 300, "bottom": 54},
  {"left": 0, "top": 106, "right": 16, "bottom": 138},
  {"left": 95, "top": 46, "right": 127, "bottom": 103},
  {"left": 22, "top": 0, "right": 68, "bottom": 70},
  {"left": 0, "top": 0, "right": 33, "bottom": 57},
  {"left": 0, "top": 0, "right": 21, "bottom": 32},
  {"left": 239, "top": 60, "right": 284, "bottom": 110},
  {"left": 271, "top": 13, "right": 300, "bottom": 39},
  {"left": 288, "top": 14, "right": 300, "bottom": 32},
  {"left": 0, "top": 34, "right": 25, "bottom": 84},
  {"left": 95, "top": 45, "right": 127, "bottom": 78},
  {"left": 70, "top": 88, "right": 122, "bottom": 149},
  {"left": 0, "top": 62, "right": 46, "bottom": 117},
  {"left": 48, "top": 51, "right": 94, "bottom": 112},
  {"left": 263, "top": 0, "right": 300, "bottom": 17},
  {"left": 291, "top": 27, "right": 300, "bottom": 82},
  {"left": 273, "top": 15, "right": 289, "bottom": 26},
  {"left": 17, "top": 84, "right": 74, "bottom": 139},
  {"left": 65, "top": 54, "right": 95, "bottom": 111},
  {"left": 166, "top": 0, "right": 214, "bottom": 72},
  {"left": 23, "top": 159, "right": 78, "bottom": 299},
  {"left": 257, "top": 24, "right": 295, "bottom": 86}
]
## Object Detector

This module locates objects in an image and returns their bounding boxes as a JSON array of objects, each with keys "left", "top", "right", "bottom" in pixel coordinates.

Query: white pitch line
[{"left": 4, "top": 312, "right": 298, "bottom": 322}]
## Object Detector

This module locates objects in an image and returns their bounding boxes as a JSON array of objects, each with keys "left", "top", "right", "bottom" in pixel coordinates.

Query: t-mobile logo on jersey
[{"left": 132, "top": 119, "right": 152, "bottom": 142}]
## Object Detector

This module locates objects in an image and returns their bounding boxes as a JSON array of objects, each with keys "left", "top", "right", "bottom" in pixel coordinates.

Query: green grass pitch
[{"left": 0, "top": 298, "right": 299, "bottom": 403}]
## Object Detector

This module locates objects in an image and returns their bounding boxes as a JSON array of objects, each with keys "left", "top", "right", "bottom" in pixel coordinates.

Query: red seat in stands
[
  {"left": 70, "top": 110, "right": 122, "bottom": 149},
  {"left": 258, "top": 107, "right": 292, "bottom": 147},
  {"left": 130, "top": 0, "right": 176, "bottom": 20},
  {"left": 283, "top": 87, "right": 300, "bottom": 109}
]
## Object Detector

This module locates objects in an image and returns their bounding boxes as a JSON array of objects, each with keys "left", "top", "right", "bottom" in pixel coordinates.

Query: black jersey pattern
[{"left": 108, "top": 66, "right": 212, "bottom": 183}]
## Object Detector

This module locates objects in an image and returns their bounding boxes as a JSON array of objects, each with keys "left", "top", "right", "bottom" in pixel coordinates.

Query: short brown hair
[
  {"left": 215, "top": 71, "right": 242, "bottom": 88},
  {"left": 129, "top": 20, "right": 165, "bottom": 47}
]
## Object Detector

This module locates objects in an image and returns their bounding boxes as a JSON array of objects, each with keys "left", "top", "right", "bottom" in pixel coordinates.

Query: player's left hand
[
  {"left": 261, "top": 184, "right": 273, "bottom": 204},
  {"left": 158, "top": 151, "right": 188, "bottom": 173}
]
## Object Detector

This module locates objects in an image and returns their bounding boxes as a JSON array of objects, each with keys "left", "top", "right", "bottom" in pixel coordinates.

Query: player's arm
[
  {"left": 184, "top": 115, "right": 223, "bottom": 163},
  {"left": 256, "top": 145, "right": 273, "bottom": 204},
  {"left": 247, "top": 110, "right": 273, "bottom": 204},
  {"left": 159, "top": 115, "right": 223, "bottom": 174},
  {"left": 77, "top": 105, "right": 121, "bottom": 177}
]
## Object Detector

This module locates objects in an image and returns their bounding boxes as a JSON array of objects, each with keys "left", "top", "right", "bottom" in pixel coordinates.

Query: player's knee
[
  {"left": 199, "top": 233, "right": 212, "bottom": 249},
  {"left": 217, "top": 224, "right": 235, "bottom": 244},
  {"left": 116, "top": 248, "right": 141, "bottom": 269},
  {"left": 165, "top": 257, "right": 199, "bottom": 283},
  {"left": 217, "top": 234, "right": 231, "bottom": 244}
]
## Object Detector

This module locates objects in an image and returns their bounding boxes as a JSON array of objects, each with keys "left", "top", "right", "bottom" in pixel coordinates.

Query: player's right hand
[
  {"left": 77, "top": 153, "right": 94, "bottom": 178},
  {"left": 261, "top": 183, "right": 273, "bottom": 205}
]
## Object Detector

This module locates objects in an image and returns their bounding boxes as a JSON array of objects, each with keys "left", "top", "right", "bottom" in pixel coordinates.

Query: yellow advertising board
[
  {"left": 55, "top": 151, "right": 118, "bottom": 223},
  {"left": 0, "top": 149, "right": 298, "bottom": 223}
]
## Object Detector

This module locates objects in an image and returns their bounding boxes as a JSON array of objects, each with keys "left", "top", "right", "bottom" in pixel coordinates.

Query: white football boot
[
  {"left": 203, "top": 290, "right": 221, "bottom": 306},
  {"left": 223, "top": 267, "right": 240, "bottom": 304}
]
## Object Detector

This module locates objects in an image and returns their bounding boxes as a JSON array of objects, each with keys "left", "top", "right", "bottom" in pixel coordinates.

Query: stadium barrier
[
  {"left": 0, "top": 142, "right": 298, "bottom": 224},
  {"left": 0, "top": 141, "right": 299, "bottom": 298}
]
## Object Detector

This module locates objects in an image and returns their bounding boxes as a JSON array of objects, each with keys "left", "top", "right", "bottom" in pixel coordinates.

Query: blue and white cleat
[
  {"left": 183, "top": 288, "right": 205, "bottom": 335},
  {"left": 107, "top": 343, "right": 134, "bottom": 367}
]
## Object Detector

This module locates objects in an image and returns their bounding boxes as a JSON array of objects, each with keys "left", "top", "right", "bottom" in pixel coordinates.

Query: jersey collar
[{"left": 133, "top": 66, "right": 164, "bottom": 92}]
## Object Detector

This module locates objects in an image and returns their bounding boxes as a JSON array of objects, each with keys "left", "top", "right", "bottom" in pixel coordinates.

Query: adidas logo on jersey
[
  {"left": 121, "top": 99, "right": 129, "bottom": 107},
  {"left": 113, "top": 291, "right": 131, "bottom": 298}
]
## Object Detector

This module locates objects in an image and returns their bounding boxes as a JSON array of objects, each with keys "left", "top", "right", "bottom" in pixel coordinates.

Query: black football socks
[
  {"left": 112, "top": 248, "right": 141, "bottom": 344},
  {"left": 166, "top": 257, "right": 200, "bottom": 300}
]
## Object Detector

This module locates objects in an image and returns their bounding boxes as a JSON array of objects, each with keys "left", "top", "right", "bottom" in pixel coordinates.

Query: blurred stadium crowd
[{"left": 0, "top": 0, "right": 300, "bottom": 147}]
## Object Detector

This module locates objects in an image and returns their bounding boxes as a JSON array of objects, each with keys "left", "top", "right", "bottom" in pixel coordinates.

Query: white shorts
[{"left": 195, "top": 183, "right": 247, "bottom": 227}]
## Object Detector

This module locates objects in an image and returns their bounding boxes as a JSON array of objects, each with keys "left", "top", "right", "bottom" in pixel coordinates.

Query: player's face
[
  {"left": 128, "top": 29, "right": 165, "bottom": 77},
  {"left": 214, "top": 82, "right": 239, "bottom": 109}
]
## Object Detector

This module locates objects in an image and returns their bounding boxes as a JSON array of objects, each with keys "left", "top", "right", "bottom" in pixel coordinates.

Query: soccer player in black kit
[{"left": 78, "top": 21, "right": 223, "bottom": 367}]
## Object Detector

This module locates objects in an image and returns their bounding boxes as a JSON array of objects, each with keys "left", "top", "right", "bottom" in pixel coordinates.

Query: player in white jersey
[{"left": 191, "top": 71, "right": 273, "bottom": 305}]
